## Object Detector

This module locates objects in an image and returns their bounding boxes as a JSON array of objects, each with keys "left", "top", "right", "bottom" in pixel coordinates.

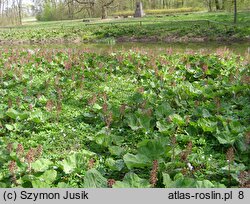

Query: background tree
[
  {"left": 1, "top": 0, "right": 249, "bottom": 25},
  {"left": 99, "top": 0, "right": 116, "bottom": 19},
  {"left": 0, "top": 0, "right": 23, "bottom": 25},
  {"left": 234, "top": 0, "right": 237, "bottom": 23}
]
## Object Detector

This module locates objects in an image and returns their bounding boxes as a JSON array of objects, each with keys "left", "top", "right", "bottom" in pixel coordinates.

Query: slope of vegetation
[
  {"left": 0, "top": 48, "right": 249, "bottom": 188},
  {"left": 0, "top": 12, "right": 249, "bottom": 44}
]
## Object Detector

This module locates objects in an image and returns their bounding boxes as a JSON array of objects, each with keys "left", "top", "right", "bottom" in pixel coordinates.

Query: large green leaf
[
  {"left": 40, "top": 169, "right": 57, "bottom": 184},
  {"left": 156, "top": 121, "right": 175, "bottom": 134},
  {"left": 123, "top": 153, "right": 151, "bottom": 169},
  {"left": 195, "top": 180, "right": 215, "bottom": 188},
  {"left": 57, "top": 182, "right": 70, "bottom": 188},
  {"left": 29, "top": 110, "right": 44, "bottom": 123},
  {"left": 59, "top": 154, "right": 77, "bottom": 174},
  {"left": 162, "top": 173, "right": 174, "bottom": 188},
  {"left": 105, "top": 158, "right": 124, "bottom": 171},
  {"left": 93, "top": 103, "right": 102, "bottom": 110},
  {"left": 5, "top": 124, "right": 14, "bottom": 131},
  {"left": 215, "top": 131, "right": 238, "bottom": 145},
  {"left": 138, "top": 114, "right": 152, "bottom": 131},
  {"left": 169, "top": 114, "right": 186, "bottom": 126},
  {"left": 32, "top": 159, "right": 53, "bottom": 172},
  {"left": 113, "top": 173, "right": 151, "bottom": 188},
  {"left": 126, "top": 114, "right": 140, "bottom": 130},
  {"left": 95, "top": 132, "right": 112, "bottom": 147},
  {"left": 58, "top": 151, "right": 92, "bottom": 174},
  {"left": 32, "top": 180, "right": 51, "bottom": 188},
  {"left": 83, "top": 169, "right": 107, "bottom": 188},
  {"left": 108, "top": 146, "right": 124, "bottom": 156},
  {"left": 6, "top": 109, "right": 19, "bottom": 119},
  {"left": 32, "top": 170, "right": 57, "bottom": 188},
  {"left": 198, "top": 118, "right": 217, "bottom": 132},
  {"left": 155, "top": 102, "right": 173, "bottom": 120},
  {"left": 163, "top": 173, "right": 214, "bottom": 188},
  {"left": 137, "top": 139, "right": 167, "bottom": 160},
  {"left": 202, "top": 109, "right": 212, "bottom": 118},
  {"left": 124, "top": 139, "right": 167, "bottom": 169}
]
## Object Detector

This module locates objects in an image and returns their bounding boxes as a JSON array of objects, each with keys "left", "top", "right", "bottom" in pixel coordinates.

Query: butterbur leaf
[
  {"left": 170, "top": 114, "right": 185, "bottom": 126},
  {"left": 123, "top": 153, "right": 151, "bottom": 169},
  {"left": 59, "top": 154, "right": 77, "bottom": 174},
  {"left": 5, "top": 124, "right": 14, "bottom": 131},
  {"left": 235, "top": 137, "right": 249, "bottom": 152},
  {"left": 40, "top": 169, "right": 57, "bottom": 184},
  {"left": 193, "top": 71, "right": 204, "bottom": 79},
  {"left": 57, "top": 182, "right": 70, "bottom": 188},
  {"left": 198, "top": 119, "right": 217, "bottom": 132},
  {"left": 93, "top": 103, "right": 102, "bottom": 110},
  {"left": 163, "top": 173, "right": 215, "bottom": 188},
  {"left": 124, "top": 139, "right": 167, "bottom": 169},
  {"left": 215, "top": 130, "right": 238, "bottom": 145},
  {"left": 130, "top": 92, "right": 144, "bottom": 104},
  {"left": 195, "top": 180, "right": 214, "bottom": 188},
  {"left": 83, "top": 169, "right": 107, "bottom": 188},
  {"left": 156, "top": 121, "right": 175, "bottom": 134},
  {"left": 59, "top": 152, "right": 87, "bottom": 174},
  {"left": 126, "top": 114, "right": 140, "bottom": 130},
  {"left": 162, "top": 173, "right": 174, "bottom": 188},
  {"left": 138, "top": 114, "right": 152, "bottom": 131},
  {"left": 6, "top": 109, "right": 19, "bottom": 119},
  {"left": 113, "top": 172, "right": 151, "bottom": 188},
  {"left": 173, "top": 177, "right": 196, "bottom": 188},
  {"left": 202, "top": 109, "right": 212, "bottom": 118},
  {"left": 155, "top": 102, "right": 173, "bottom": 119},
  {"left": 81, "top": 149, "right": 96, "bottom": 158},
  {"left": 229, "top": 121, "right": 245, "bottom": 134},
  {"left": 105, "top": 158, "right": 124, "bottom": 171},
  {"left": 32, "top": 180, "right": 51, "bottom": 188},
  {"left": 95, "top": 133, "right": 112, "bottom": 147},
  {"left": 32, "top": 159, "right": 53, "bottom": 172},
  {"left": 29, "top": 110, "right": 44, "bottom": 123},
  {"left": 32, "top": 170, "right": 57, "bottom": 188},
  {"left": 137, "top": 139, "right": 166, "bottom": 160},
  {"left": 108, "top": 146, "right": 124, "bottom": 156},
  {"left": 18, "top": 112, "right": 29, "bottom": 120}
]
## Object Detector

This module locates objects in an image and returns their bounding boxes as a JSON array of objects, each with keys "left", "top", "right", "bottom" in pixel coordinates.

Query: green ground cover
[
  {"left": 0, "top": 48, "right": 249, "bottom": 188},
  {"left": 0, "top": 12, "right": 249, "bottom": 43}
]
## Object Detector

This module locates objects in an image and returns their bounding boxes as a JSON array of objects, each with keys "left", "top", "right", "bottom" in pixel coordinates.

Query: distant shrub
[
  {"left": 36, "top": 3, "right": 55, "bottom": 21},
  {"left": 112, "top": 7, "right": 203, "bottom": 17},
  {"left": 145, "top": 7, "right": 203, "bottom": 15}
]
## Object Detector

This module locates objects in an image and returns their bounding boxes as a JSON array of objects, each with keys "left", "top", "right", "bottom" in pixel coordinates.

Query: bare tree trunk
[
  {"left": 101, "top": 6, "right": 107, "bottom": 19},
  {"left": 215, "top": 0, "right": 220, "bottom": 10},
  {"left": 162, "top": 0, "right": 166, "bottom": 9},
  {"left": 17, "top": 0, "right": 22, "bottom": 25},
  {"left": 90, "top": 3, "right": 95, "bottom": 17},
  {"left": 207, "top": 0, "right": 212, "bottom": 11},
  {"left": 100, "top": 0, "right": 115, "bottom": 19},
  {"left": 221, "top": 0, "right": 226, "bottom": 10},
  {"left": 234, "top": 0, "right": 237, "bottom": 23}
]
